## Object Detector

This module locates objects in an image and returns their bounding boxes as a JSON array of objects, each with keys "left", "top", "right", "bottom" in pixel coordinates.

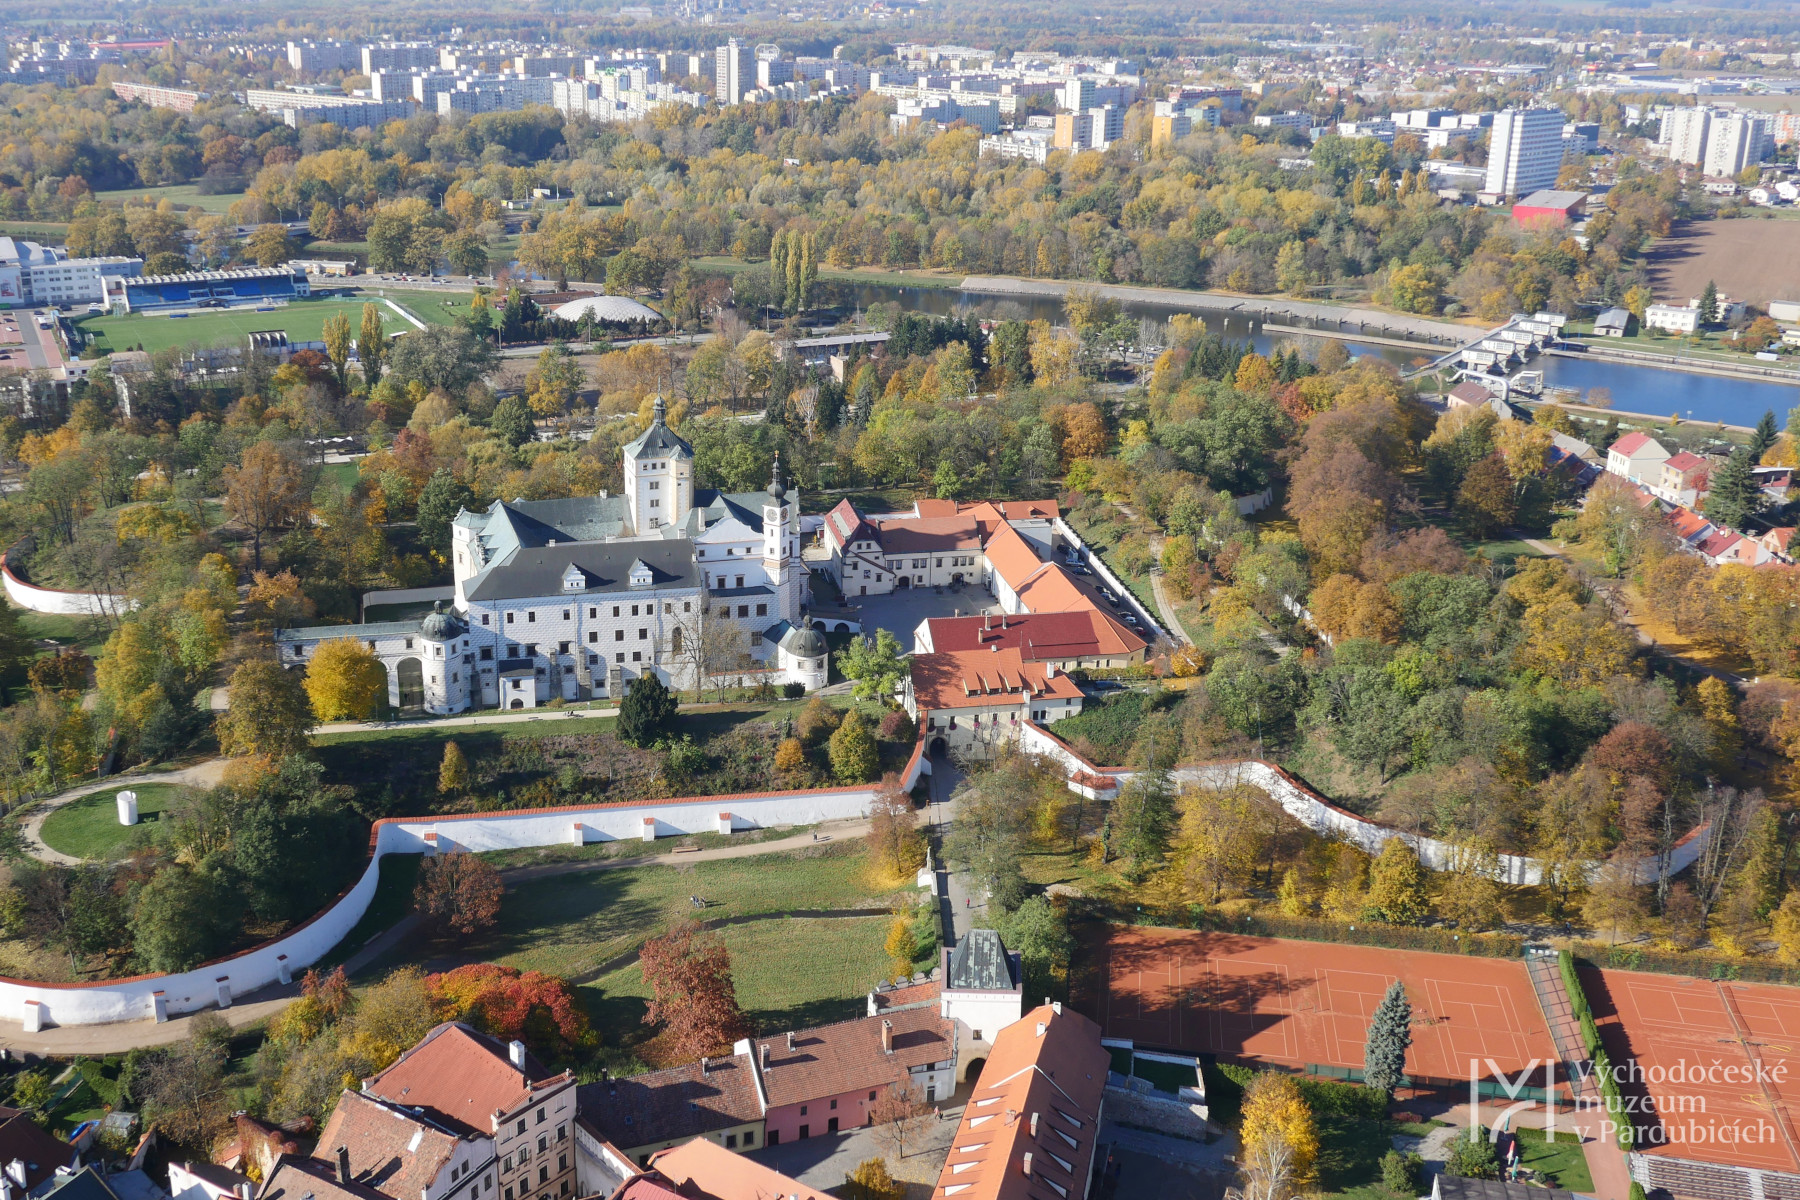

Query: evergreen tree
[
  {"left": 618, "top": 674, "right": 678, "bottom": 747},
  {"left": 1701, "top": 448, "right": 1763, "bottom": 531},
  {"left": 1750, "top": 410, "right": 1781, "bottom": 462},
  {"left": 1364, "top": 980, "right": 1413, "bottom": 1093},
  {"left": 1698, "top": 280, "right": 1719, "bottom": 327}
]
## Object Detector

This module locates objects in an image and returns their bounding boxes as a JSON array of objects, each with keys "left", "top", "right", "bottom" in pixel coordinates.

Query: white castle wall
[
  {"left": 0, "top": 741, "right": 932, "bottom": 1030},
  {"left": 3, "top": 538, "right": 135, "bottom": 617}
]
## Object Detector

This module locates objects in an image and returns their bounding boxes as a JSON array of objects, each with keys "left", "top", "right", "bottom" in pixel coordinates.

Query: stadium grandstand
[{"left": 105, "top": 267, "right": 309, "bottom": 314}]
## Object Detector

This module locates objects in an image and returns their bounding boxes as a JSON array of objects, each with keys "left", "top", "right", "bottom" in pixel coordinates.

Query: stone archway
[
  {"left": 396, "top": 657, "right": 425, "bottom": 709},
  {"left": 510, "top": 698, "right": 524, "bottom": 710},
  {"left": 961, "top": 1056, "right": 986, "bottom": 1083},
  {"left": 930, "top": 736, "right": 948, "bottom": 757}
]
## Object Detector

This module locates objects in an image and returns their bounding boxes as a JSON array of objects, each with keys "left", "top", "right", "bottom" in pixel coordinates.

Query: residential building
[
  {"left": 1657, "top": 451, "right": 1712, "bottom": 506},
  {"left": 1253, "top": 110, "right": 1312, "bottom": 131},
  {"left": 0, "top": 238, "right": 141, "bottom": 308},
  {"left": 362, "top": 43, "right": 440, "bottom": 74},
  {"left": 1703, "top": 111, "right": 1773, "bottom": 178},
  {"left": 110, "top": 82, "right": 202, "bottom": 112},
  {"left": 260, "top": 1090, "right": 490, "bottom": 1200},
  {"left": 1511, "top": 189, "right": 1586, "bottom": 224},
  {"left": 1337, "top": 119, "right": 1396, "bottom": 143},
  {"left": 633, "top": 1140, "right": 830, "bottom": 1200},
  {"left": 927, "top": 1003, "right": 1109, "bottom": 1200},
  {"left": 714, "top": 39, "right": 753, "bottom": 105},
  {"left": 1594, "top": 307, "right": 1631, "bottom": 336},
  {"left": 1605, "top": 432, "right": 1673, "bottom": 484},
  {"left": 913, "top": 610, "right": 1145, "bottom": 671},
  {"left": 979, "top": 128, "right": 1054, "bottom": 163},
  {"left": 1644, "top": 303, "right": 1700, "bottom": 333},
  {"left": 575, "top": 1052, "right": 765, "bottom": 1167},
  {"left": 743, "top": 1000, "right": 957, "bottom": 1144},
  {"left": 821, "top": 498, "right": 1059, "bottom": 598},
  {"left": 287, "top": 40, "right": 360, "bottom": 73},
  {"left": 360, "top": 1024, "right": 577, "bottom": 1200},
  {"left": 0, "top": 1111, "right": 79, "bottom": 1195},
  {"left": 1485, "top": 108, "right": 1566, "bottom": 197},
  {"left": 274, "top": 401, "right": 817, "bottom": 710},
  {"left": 168, "top": 1162, "right": 254, "bottom": 1200},
  {"left": 937, "top": 929, "right": 1025, "bottom": 1082},
  {"left": 1661, "top": 106, "right": 1712, "bottom": 164},
  {"left": 1059, "top": 78, "right": 1095, "bottom": 112},
  {"left": 1052, "top": 105, "right": 1122, "bottom": 150},
  {"left": 905, "top": 646, "right": 1085, "bottom": 756}
]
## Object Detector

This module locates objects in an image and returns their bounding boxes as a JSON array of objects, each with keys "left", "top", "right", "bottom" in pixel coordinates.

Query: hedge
[{"left": 1076, "top": 901, "right": 1524, "bottom": 957}]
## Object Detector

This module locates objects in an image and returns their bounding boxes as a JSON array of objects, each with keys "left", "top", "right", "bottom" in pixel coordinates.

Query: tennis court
[
  {"left": 1096, "top": 927, "right": 1557, "bottom": 1087},
  {"left": 1593, "top": 968, "right": 1800, "bottom": 1175}
]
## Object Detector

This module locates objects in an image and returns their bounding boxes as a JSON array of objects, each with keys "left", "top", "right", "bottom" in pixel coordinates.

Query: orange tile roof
[
  {"left": 931, "top": 1004, "right": 1109, "bottom": 1200},
  {"left": 923, "top": 611, "right": 1144, "bottom": 660},
  {"left": 914, "top": 498, "right": 960, "bottom": 519},
  {"left": 754, "top": 1004, "right": 954, "bottom": 1109},
  {"left": 316, "top": 1091, "right": 457, "bottom": 1200},
  {"left": 875, "top": 515, "right": 985, "bottom": 553},
  {"left": 982, "top": 523, "right": 1047, "bottom": 591},
  {"left": 362, "top": 1023, "right": 564, "bottom": 1138},
  {"left": 909, "top": 647, "right": 1085, "bottom": 713},
  {"left": 647, "top": 1138, "right": 833, "bottom": 1200},
  {"left": 1013, "top": 565, "right": 1100, "bottom": 616}
]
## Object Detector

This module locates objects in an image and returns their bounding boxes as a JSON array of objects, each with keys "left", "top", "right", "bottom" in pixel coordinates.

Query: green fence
[{"left": 1074, "top": 899, "right": 1524, "bottom": 957}]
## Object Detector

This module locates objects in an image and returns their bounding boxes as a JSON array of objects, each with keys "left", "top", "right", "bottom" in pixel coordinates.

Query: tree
[
  {"left": 1110, "top": 769, "right": 1176, "bottom": 881},
  {"left": 844, "top": 1158, "right": 905, "bottom": 1200},
  {"left": 868, "top": 778, "right": 924, "bottom": 884},
  {"left": 869, "top": 1080, "right": 930, "bottom": 1160},
  {"left": 131, "top": 865, "right": 238, "bottom": 972},
  {"left": 322, "top": 311, "right": 353, "bottom": 393},
  {"left": 223, "top": 441, "right": 309, "bottom": 569},
  {"left": 304, "top": 638, "right": 388, "bottom": 722},
  {"left": 1702, "top": 448, "right": 1763, "bottom": 531},
  {"left": 884, "top": 915, "right": 917, "bottom": 978},
  {"left": 359, "top": 302, "right": 388, "bottom": 387},
  {"left": 414, "top": 852, "right": 503, "bottom": 936},
  {"left": 416, "top": 469, "right": 476, "bottom": 559},
  {"left": 1170, "top": 784, "right": 1269, "bottom": 902},
  {"left": 439, "top": 741, "right": 470, "bottom": 795},
  {"left": 839, "top": 629, "right": 908, "bottom": 702},
  {"left": 385, "top": 324, "right": 496, "bottom": 394},
  {"left": 774, "top": 737, "right": 806, "bottom": 777},
  {"left": 1445, "top": 1133, "right": 1500, "bottom": 1179},
  {"left": 427, "top": 962, "right": 590, "bottom": 1054},
  {"left": 248, "top": 223, "right": 296, "bottom": 267},
  {"left": 144, "top": 250, "right": 189, "bottom": 275},
  {"left": 140, "top": 1031, "right": 230, "bottom": 1148},
  {"left": 829, "top": 710, "right": 880, "bottom": 782},
  {"left": 1240, "top": 1072, "right": 1318, "bottom": 1200},
  {"left": 525, "top": 344, "right": 587, "bottom": 419},
  {"left": 943, "top": 756, "right": 1036, "bottom": 913},
  {"left": 489, "top": 394, "right": 536, "bottom": 449},
  {"left": 638, "top": 921, "right": 752, "bottom": 1061},
  {"left": 1698, "top": 280, "right": 1719, "bottom": 327},
  {"left": 217, "top": 659, "right": 313, "bottom": 758},
  {"left": 0, "top": 596, "right": 38, "bottom": 704},
  {"left": 444, "top": 230, "right": 490, "bottom": 278},
  {"left": 1363, "top": 980, "right": 1413, "bottom": 1093},
  {"left": 618, "top": 674, "right": 677, "bottom": 747},
  {"left": 1365, "top": 838, "right": 1429, "bottom": 924},
  {"left": 1750, "top": 410, "right": 1781, "bottom": 462},
  {"left": 1773, "top": 890, "right": 1800, "bottom": 964},
  {"left": 1456, "top": 454, "right": 1516, "bottom": 539},
  {"left": 998, "top": 894, "right": 1074, "bottom": 1001}
]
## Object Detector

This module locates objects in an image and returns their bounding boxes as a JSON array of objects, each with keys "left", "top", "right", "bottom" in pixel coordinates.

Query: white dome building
[
  {"left": 770, "top": 621, "right": 830, "bottom": 692},
  {"left": 552, "top": 294, "right": 663, "bottom": 325}
]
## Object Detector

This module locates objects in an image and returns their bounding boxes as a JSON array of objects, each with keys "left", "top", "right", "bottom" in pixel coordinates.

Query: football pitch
[{"left": 74, "top": 291, "right": 470, "bottom": 357}]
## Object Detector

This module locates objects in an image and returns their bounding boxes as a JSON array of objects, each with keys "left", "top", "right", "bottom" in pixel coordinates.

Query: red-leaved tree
[
  {"left": 426, "top": 962, "right": 592, "bottom": 1055},
  {"left": 638, "top": 921, "right": 752, "bottom": 1061},
  {"left": 414, "top": 851, "right": 504, "bottom": 936}
]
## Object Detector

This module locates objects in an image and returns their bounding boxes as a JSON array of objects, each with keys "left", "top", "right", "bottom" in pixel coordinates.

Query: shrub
[
  {"left": 782, "top": 681, "right": 806, "bottom": 699},
  {"left": 829, "top": 710, "right": 879, "bottom": 783},
  {"left": 1382, "top": 1150, "right": 1421, "bottom": 1195},
  {"left": 774, "top": 737, "right": 806, "bottom": 776},
  {"left": 877, "top": 710, "right": 917, "bottom": 743},
  {"left": 618, "top": 674, "right": 677, "bottom": 747},
  {"left": 797, "top": 696, "right": 842, "bottom": 744},
  {"left": 1444, "top": 1133, "right": 1499, "bottom": 1179}
]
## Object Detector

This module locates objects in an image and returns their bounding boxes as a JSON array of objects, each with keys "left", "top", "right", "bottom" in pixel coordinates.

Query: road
[{"left": 926, "top": 753, "right": 978, "bottom": 950}]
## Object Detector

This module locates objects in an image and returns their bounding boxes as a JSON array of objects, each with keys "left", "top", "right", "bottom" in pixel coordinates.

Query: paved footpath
[
  {"left": 20, "top": 760, "right": 230, "bottom": 866},
  {"left": 0, "top": 816, "right": 875, "bottom": 1056}
]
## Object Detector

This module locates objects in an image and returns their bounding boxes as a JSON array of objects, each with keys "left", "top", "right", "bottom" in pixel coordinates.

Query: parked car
[
  {"left": 1121, "top": 613, "right": 1141, "bottom": 627},
  {"left": 1098, "top": 586, "right": 1116, "bottom": 603}
]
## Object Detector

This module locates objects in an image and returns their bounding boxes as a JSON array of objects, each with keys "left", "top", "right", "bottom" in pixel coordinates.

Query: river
[{"left": 814, "top": 279, "right": 1800, "bottom": 430}]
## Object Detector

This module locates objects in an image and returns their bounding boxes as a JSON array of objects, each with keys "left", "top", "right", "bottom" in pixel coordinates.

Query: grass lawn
[
  {"left": 326, "top": 854, "right": 420, "bottom": 972},
  {"left": 94, "top": 184, "right": 245, "bottom": 214},
  {"left": 320, "top": 461, "right": 361, "bottom": 492},
  {"left": 357, "top": 288, "right": 475, "bottom": 326},
  {"left": 38, "top": 782, "right": 187, "bottom": 860},
  {"left": 582, "top": 915, "right": 893, "bottom": 1041},
  {"left": 689, "top": 256, "right": 965, "bottom": 290},
  {"left": 0, "top": 222, "right": 70, "bottom": 242},
  {"left": 20, "top": 611, "right": 111, "bottom": 655},
  {"left": 302, "top": 240, "right": 370, "bottom": 261},
  {"left": 1513, "top": 1126, "right": 1594, "bottom": 1192},
  {"left": 76, "top": 296, "right": 416, "bottom": 357},
  {"left": 478, "top": 822, "right": 818, "bottom": 870}
]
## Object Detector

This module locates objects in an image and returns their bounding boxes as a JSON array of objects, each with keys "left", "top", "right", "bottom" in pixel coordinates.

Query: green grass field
[
  {"left": 1513, "top": 1126, "right": 1593, "bottom": 1192},
  {"left": 77, "top": 296, "right": 417, "bottom": 356},
  {"left": 38, "top": 782, "right": 187, "bottom": 860},
  {"left": 360, "top": 288, "right": 474, "bottom": 326},
  {"left": 0, "top": 222, "right": 70, "bottom": 242},
  {"left": 20, "top": 611, "right": 111, "bottom": 655},
  {"left": 94, "top": 184, "right": 245, "bottom": 214}
]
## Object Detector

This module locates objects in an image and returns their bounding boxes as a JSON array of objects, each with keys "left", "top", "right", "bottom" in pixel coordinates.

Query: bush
[
  {"left": 797, "top": 696, "right": 842, "bottom": 744},
  {"left": 1295, "top": 1076, "right": 1388, "bottom": 1119},
  {"left": 782, "top": 681, "right": 806, "bottom": 699},
  {"left": 1382, "top": 1150, "right": 1421, "bottom": 1195},
  {"left": 877, "top": 710, "right": 917, "bottom": 743},
  {"left": 618, "top": 674, "right": 677, "bottom": 747},
  {"left": 1444, "top": 1133, "right": 1499, "bottom": 1179}
]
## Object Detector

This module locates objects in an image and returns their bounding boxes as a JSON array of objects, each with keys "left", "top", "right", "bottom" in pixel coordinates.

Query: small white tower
[{"left": 623, "top": 396, "right": 694, "bottom": 535}]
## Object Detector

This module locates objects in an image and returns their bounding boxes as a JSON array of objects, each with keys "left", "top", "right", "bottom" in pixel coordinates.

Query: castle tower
[
  {"left": 761, "top": 453, "right": 802, "bottom": 621},
  {"left": 622, "top": 396, "right": 693, "bottom": 535}
]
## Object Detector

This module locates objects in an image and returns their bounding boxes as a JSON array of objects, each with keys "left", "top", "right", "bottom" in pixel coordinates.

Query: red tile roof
[
  {"left": 260, "top": 1156, "right": 390, "bottom": 1200},
  {"left": 316, "top": 1091, "right": 457, "bottom": 1200},
  {"left": 930, "top": 1004, "right": 1110, "bottom": 1200},
  {"left": 825, "top": 499, "right": 875, "bottom": 547},
  {"left": 1698, "top": 531, "right": 1743, "bottom": 559},
  {"left": 754, "top": 1004, "right": 954, "bottom": 1109},
  {"left": 362, "top": 1023, "right": 563, "bottom": 1139},
  {"left": 873, "top": 515, "right": 984, "bottom": 553},
  {"left": 923, "top": 611, "right": 1144, "bottom": 660},
  {"left": 648, "top": 1139, "right": 832, "bottom": 1200},
  {"left": 910, "top": 647, "right": 1085, "bottom": 714},
  {"left": 1609, "top": 432, "right": 1661, "bottom": 456},
  {"left": 575, "top": 1053, "right": 763, "bottom": 1149},
  {"left": 1664, "top": 451, "right": 1707, "bottom": 471},
  {"left": 981, "top": 523, "right": 1047, "bottom": 591}
]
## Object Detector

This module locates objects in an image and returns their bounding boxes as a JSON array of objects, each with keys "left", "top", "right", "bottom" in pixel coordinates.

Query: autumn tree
[
  {"left": 223, "top": 441, "right": 309, "bottom": 569},
  {"left": 218, "top": 659, "right": 313, "bottom": 758},
  {"left": 829, "top": 709, "right": 880, "bottom": 783},
  {"left": 322, "top": 311, "right": 353, "bottom": 393},
  {"left": 439, "top": 741, "right": 471, "bottom": 794},
  {"left": 1456, "top": 454, "right": 1517, "bottom": 539},
  {"left": 359, "top": 302, "right": 389, "bottom": 386},
  {"left": 247, "top": 223, "right": 296, "bottom": 267},
  {"left": 1240, "top": 1072, "right": 1318, "bottom": 1200},
  {"left": 303, "top": 638, "right": 388, "bottom": 722},
  {"left": 414, "top": 852, "right": 504, "bottom": 937},
  {"left": 1365, "top": 837, "right": 1429, "bottom": 924},
  {"left": 844, "top": 1158, "right": 905, "bottom": 1200},
  {"left": 870, "top": 1080, "right": 930, "bottom": 1160},
  {"left": 868, "top": 777, "right": 925, "bottom": 886},
  {"left": 638, "top": 921, "right": 753, "bottom": 1061},
  {"left": 525, "top": 343, "right": 588, "bottom": 419},
  {"left": 426, "top": 962, "right": 590, "bottom": 1055},
  {"left": 1169, "top": 784, "right": 1269, "bottom": 902}
]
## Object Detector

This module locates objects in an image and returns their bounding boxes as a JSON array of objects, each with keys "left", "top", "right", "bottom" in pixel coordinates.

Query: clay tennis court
[
  {"left": 1097, "top": 927, "right": 1557, "bottom": 1086},
  {"left": 1593, "top": 968, "right": 1800, "bottom": 1174}
]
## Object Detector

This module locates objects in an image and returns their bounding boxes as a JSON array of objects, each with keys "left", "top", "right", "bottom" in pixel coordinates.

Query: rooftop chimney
[
  {"left": 1035, "top": 1022, "right": 1046, "bottom": 1037},
  {"left": 700, "top": 1055, "right": 710, "bottom": 1075},
  {"left": 1030, "top": 1112, "right": 1039, "bottom": 1137},
  {"left": 786, "top": 1031, "right": 796, "bottom": 1051},
  {"left": 1052, "top": 1001, "right": 1062, "bottom": 1015},
  {"left": 760, "top": 1043, "right": 770, "bottom": 1069},
  {"left": 1022, "top": 1152, "right": 1033, "bottom": 1177},
  {"left": 508, "top": 1040, "right": 527, "bottom": 1069},
  {"left": 335, "top": 1146, "right": 351, "bottom": 1186},
  {"left": 881, "top": 1020, "right": 893, "bottom": 1054},
  {"left": 6, "top": 1162, "right": 25, "bottom": 1190}
]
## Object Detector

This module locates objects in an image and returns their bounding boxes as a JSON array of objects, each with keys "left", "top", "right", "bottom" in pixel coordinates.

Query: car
[
  {"left": 1098, "top": 586, "right": 1116, "bottom": 603},
  {"left": 1071, "top": 563, "right": 1091, "bottom": 575},
  {"left": 1121, "top": 613, "right": 1140, "bottom": 627}
]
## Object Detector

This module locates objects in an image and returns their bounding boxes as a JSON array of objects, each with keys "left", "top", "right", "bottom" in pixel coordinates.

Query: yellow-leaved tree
[
  {"left": 1240, "top": 1072, "right": 1319, "bottom": 1200},
  {"left": 303, "top": 638, "right": 388, "bottom": 722}
]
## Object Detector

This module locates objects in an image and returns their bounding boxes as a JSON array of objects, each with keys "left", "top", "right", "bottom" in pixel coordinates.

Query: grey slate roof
[
  {"left": 1435, "top": 1178, "right": 1577, "bottom": 1200},
  {"left": 623, "top": 414, "right": 693, "bottom": 461},
  {"left": 274, "top": 618, "right": 427, "bottom": 643},
  {"left": 465, "top": 537, "right": 699, "bottom": 603},
  {"left": 947, "top": 929, "right": 1017, "bottom": 992},
  {"left": 669, "top": 489, "right": 772, "bottom": 537}
]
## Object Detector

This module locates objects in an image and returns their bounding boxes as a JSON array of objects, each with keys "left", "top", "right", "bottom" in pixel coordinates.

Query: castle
[{"left": 275, "top": 400, "right": 827, "bottom": 714}]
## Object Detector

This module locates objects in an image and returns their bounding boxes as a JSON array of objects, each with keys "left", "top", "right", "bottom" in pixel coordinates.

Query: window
[
  {"left": 663, "top": 603, "right": 673, "bottom": 614},
  {"left": 632, "top": 651, "right": 642, "bottom": 662},
  {"left": 616, "top": 630, "right": 624, "bottom": 642},
  {"left": 588, "top": 632, "right": 598, "bottom": 643},
  {"left": 615, "top": 653, "right": 624, "bottom": 663},
  {"left": 829, "top": 1099, "right": 837, "bottom": 1110},
  {"left": 671, "top": 629, "right": 683, "bottom": 652},
  {"left": 588, "top": 607, "right": 597, "bottom": 618},
  {"left": 738, "top": 605, "right": 749, "bottom": 618},
  {"left": 518, "top": 1120, "right": 527, "bottom": 1135},
  {"left": 528, "top": 612, "right": 536, "bottom": 623},
  {"left": 725, "top": 1134, "right": 736, "bottom": 1149},
  {"left": 557, "top": 1155, "right": 566, "bottom": 1172},
  {"left": 684, "top": 602, "right": 692, "bottom": 612},
  {"left": 743, "top": 1132, "right": 754, "bottom": 1147},
  {"left": 718, "top": 607, "right": 730, "bottom": 618},
  {"left": 556, "top": 1126, "right": 566, "bottom": 1142},
  {"left": 406, "top": 638, "right": 414, "bottom": 649},
  {"left": 538, "top": 1167, "right": 548, "bottom": 1184},
  {"left": 756, "top": 603, "right": 767, "bottom": 617},
  {"left": 559, "top": 642, "right": 570, "bottom": 654},
  {"left": 506, "top": 613, "right": 515, "bottom": 624},
  {"left": 561, "top": 611, "right": 569, "bottom": 621},
  {"left": 801, "top": 1106, "right": 808, "bottom": 1116},
  {"left": 735, "top": 575, "right": 744, "bottom": 588},
  {"left": 631, "top": 604, "right": 639, "bottom": 616},
  {"left": 639, "top": 628, "right": 648, "bottom": 640},
  {"left": 538, "top": 1136, "right": 547, "bottom": 1152},
  {"left": 749, "top": 632, "right": 762, "bottom": 646},
  {"left": 869, "top": 1092, "right": 877, "bottom": 1101}
]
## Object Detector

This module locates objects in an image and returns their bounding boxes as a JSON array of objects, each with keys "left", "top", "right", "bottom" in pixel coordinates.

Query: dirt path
[{"left": 19, "top": 760, "right": 230, "bottom": 866}]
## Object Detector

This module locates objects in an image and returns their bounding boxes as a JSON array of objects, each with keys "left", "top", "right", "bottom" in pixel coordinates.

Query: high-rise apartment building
[
  {"left": 714, "top": 39, "right": 753, "bottom": 106},
  {"left": 1661, "top": 106, "right": 1712, "bottom": 165},
  {"left": 1485, "top": 108, "right": 1565, "bottom": 197},
  {"left": 1702, "top": 111, "right": 1773, "bottom": 178}
]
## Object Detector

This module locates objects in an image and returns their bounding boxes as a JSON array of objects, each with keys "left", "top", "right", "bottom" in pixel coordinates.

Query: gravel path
[{"left": 20, "top": 760, "right": 229, "bottom": 865}]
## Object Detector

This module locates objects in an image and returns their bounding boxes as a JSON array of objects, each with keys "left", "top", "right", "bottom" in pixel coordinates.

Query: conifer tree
[
  {"left": 1364, "top": 980, "right": 1413, "bottom": 1094},
  {"left": 1750, "top": 410, "right": 1780, "bottom": 462}
]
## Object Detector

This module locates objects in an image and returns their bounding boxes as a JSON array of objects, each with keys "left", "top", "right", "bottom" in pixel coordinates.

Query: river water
[{"left": 816, "top": 280, "right": 1800, "bottom": 430}]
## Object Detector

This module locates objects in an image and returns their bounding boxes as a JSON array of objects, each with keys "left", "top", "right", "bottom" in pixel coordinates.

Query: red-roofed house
[
  {"left": 1606, "top": 432, "right": 1671, "bottom": 485},
  {"left": 904, "top": 646, "right": 1085, "bottom": 757},
  {"left": 1666, "top": 506, "right": 1716, "bottom": 547},
  {"left": 820, "top": 497, "right": 1064, "bottom": 598},
  {"left": 914, "top": 610, "right": 1146, "bottom": 670},
  {"left": 643, "top": 1139, "right": 831, "bottom": 1200},
  {"left": 360, "top": 1024, "right": 576, "bottom": 1200},
  {"left": 928, "top": 1003, "right": 1109, "bottom": 1200},
  {"left": 1656, "top": 452, "right": 1712, "bottom": 506},
  {"left": 1757, "top": 527, "right": 1796, "bottom": 561}
]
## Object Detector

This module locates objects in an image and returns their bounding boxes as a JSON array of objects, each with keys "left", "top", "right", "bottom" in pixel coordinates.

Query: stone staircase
[{"left": 1525, "top": 948, "right": 1595, "bottom": 1100}]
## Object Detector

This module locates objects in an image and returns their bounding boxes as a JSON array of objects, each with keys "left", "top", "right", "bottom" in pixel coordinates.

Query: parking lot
[{"left": 848, "top": 582, "right": 999, "bottom": 647}]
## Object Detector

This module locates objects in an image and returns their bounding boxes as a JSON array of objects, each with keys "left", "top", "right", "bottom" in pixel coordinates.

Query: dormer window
[
  {"left": 562, "top": 564, "right": 586, "bottom": 592},
  {"left": 628, "top": 559, "right": 655, "bottom": 587}
]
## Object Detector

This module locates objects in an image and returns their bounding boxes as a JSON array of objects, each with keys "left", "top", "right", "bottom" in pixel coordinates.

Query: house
[
  {"left": 1606, "top": 432, "right": 1672, "bottom": 484},
  {"left": 1696, "top": 530, "right": 1771, "bottom": 566},
  {"left": 1644, "top": 304, "right": 1700, "bottom": 334},
  {"left": 1593, "top": 306, "right": 1632, "bottom": 337},
  {"left": 927, "top": 1003, "right": 1109, "bottom": 1200},
  {"left": 1657, "top": 451, "right": 1712, "bottom": 506},
  {"left": 819, "top": 498, "right": 1064, "bottom": 599},
  {"left": 38, "top": 1169, "right": 166, "bottom": 1200},
  {"left": 937, "top": 929, "right": 1025, "bottom": 1083},
  {"left": 912, "top": 610, "right": 1146, "bottom": 671},
  {"left": 359, "top": 1024, "right": 577, "bottom": 1200},
  {"left": 742, "top": 1001, "right": 957, "bottom": 1145},
  {"left": 1757, "top": 527, "right": 1796, "bottom": 560},
  {"left": 574, "top": 1051, "right": 765, "bottom": 1168},
  {"left": 0, "top": 1113, "right": 79, "bottom": 1197},
  {"left": 636, "top": 1139, "right": 831, "bottom": 1200},
  {"left": 274, "top": 400, "right": 818, "bottom": 711},
  {"left": 1511, "top": 189, "right": 1587, "bottom": 224},
  {"left": 905, "top": 647, "right": 1085, "bottom": 758},
  {"left": 1754, "top": 466, "right": 1794, "bottom": 503},
  {"left": 168, "top": 1164, "right": 252, "bottom": 1200},
  {"left": 1444, "top": 380, "right": 1497, "bottom": 409},
  {"left": 1667, "top": 506, "right": 1717, "bottom": 547}
]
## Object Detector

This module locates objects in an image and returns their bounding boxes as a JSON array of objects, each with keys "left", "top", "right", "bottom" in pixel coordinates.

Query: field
[
  {"left": 94, "top": 183, "right": 245, "bottom": 214},
  {"left": 1592, "top": 967, "right": 1800, "bottom": 1173},
  {"left": 1644, "top": 219, "right": 1800, "bottom": 310},
  {"left": 75, "top": 296, "right": 421, "bottom": 356},
  {"left": 38, "top": 782, "right": 187, "bottom": 860},
  {"left": 1094, "top": 926, "right": 1558, "bottom": 1088}
]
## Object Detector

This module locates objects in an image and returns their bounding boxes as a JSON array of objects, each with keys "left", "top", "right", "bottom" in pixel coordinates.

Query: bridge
[{"left": 1403, "top": 311, "right": 1568, "bottom": 381}]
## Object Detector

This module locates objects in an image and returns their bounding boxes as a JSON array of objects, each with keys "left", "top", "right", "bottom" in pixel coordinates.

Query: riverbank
[
  {"left": 689, "top": 257, "right": 966, "bottom": 290},
  {"left": 957, "top": 275, "right": 1477, "bottom": 344},
  {"left": 1551, "top": 341, "right": 1800, "bottom": 386},
  {"left": 1262, "top": 322, "right": 1440, "bottom": 352},
  {"left": 1521, "top": 396, "right": 1756, "bottom": 435}
]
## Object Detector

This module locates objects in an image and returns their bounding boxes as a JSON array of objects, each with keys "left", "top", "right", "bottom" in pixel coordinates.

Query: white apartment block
[
  {"left": 286, "top": 40, "right": 360, "bottom": 73},
  {"left": 1703, "top": 111, "right": 1773, "bottom": 177},
  {"left": 363, "top": 42, "right": 440, "bottom": 74},
  {"left": 1485, "top": 108, "right": 1567, "bottom": 197},
  {"left": 714, "top": 39, "right": 753, "bottom": 105}
]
